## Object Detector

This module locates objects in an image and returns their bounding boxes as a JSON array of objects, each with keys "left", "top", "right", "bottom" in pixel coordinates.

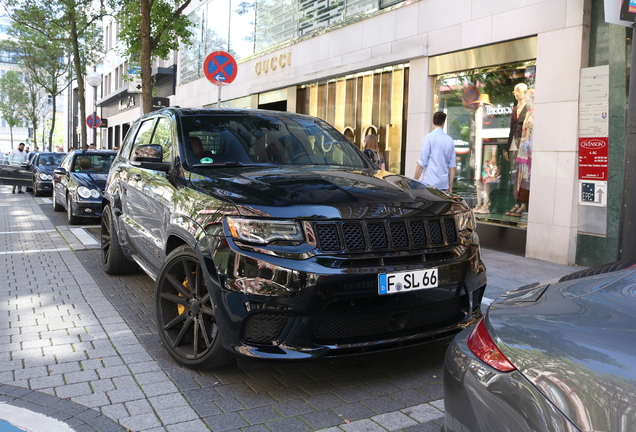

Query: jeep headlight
[
  {"left": 451, "top": 202, "right": 475, "bottom": 239},
  {"left": 38, "top": 173, "right": 53, "bottom": 181},
  {"left": 226, "top": 217, "right": 304, "bottom": 244},
  {"left": 77, "top": 186, "right": 101, "bottom": 199}
]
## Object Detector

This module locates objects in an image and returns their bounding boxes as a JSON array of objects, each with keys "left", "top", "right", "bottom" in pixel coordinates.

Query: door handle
[{"left": 133, "top": 174, "right": 142, "bottom": 181}]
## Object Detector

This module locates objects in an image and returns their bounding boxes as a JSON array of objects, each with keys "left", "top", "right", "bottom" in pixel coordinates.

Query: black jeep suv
[{"left": 101, "top": 107, "right": 486, "bottom": 369}]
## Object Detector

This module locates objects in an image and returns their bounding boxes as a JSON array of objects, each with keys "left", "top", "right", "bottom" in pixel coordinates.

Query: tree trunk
[
  {"left": 10, "top": 127, "right": 13, "bottom": 149},
  {"left": 140, "top": 0, "right": 153, "bottom": 114},
  {"left": 70, "top": 11, "right": 87, "bottom": 150},
  {"left": 49, "top": 96, "right": 57, "bottom": 151}
]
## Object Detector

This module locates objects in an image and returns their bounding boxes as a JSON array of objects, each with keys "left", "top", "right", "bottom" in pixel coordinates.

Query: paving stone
[
  {"left": 215, "top": 397, "right": 246, "bottom": 413},
  {"left": 390, "top": 389, "right": 432, "bottom": 406},
  {"left": 148, "top": 393, "right": 189, "bottom": 411},
  {"left": 371, "top": 411, "right": 418, "bottom": 431},
  {"left": 118, "top": 413, "right": 163, "bottom": 431},
  {"left": 106, "top": 386, "right": 146, "bottom": 404},
  {"left": 340, "top": 418, "right": 387, "bottom": 432},
  {"left": 265, "top": 416, "right": 313, "bottom": 432},
  {"left": 203, "top": 412, "right": 249, "bottom": 431},
  {"left": 156, "top": 405, "right": 200, "bottom": 425},
  {"left": 331, "top": 402, "right": 376, "bottom": 422},
  {"left": 165, "top": 419, "right": 211, "bottom": 432},
  {"left": 361, "top": 395, "right": 406, "bottom": 414},
  {"left": 239, "top": 406, "right": 283, "bottom": 424},
  {"left": 301, "top": 409, "right": 344, "bottom": 429},
  {"left": 100, "top": 403, "right": 130, "bottom": 420},
  {"left": 55, "top": 382, "right": 93, "bottom": 398},
  {"left": 402, "top": 403, "right": 444, "bottom": 423},
  {"left": 304, "top": 393, "right": 345, "bottom": 410},
  {"left": 65, "top": 370, "right": 100, "bottom": 384},
  {"left": 125, "top": 399, "right": 155, "bottom": 416},
  {"left": 30, "top": 373, "right": 67, "bottom": 390},
  {"left": 273, "top": 399, "right": 315, "bottom": 417}
]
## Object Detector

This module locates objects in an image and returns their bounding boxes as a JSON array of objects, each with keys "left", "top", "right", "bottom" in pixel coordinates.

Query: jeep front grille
[{"left": 313, "top": 217, "right": 458, "bottom": 253}]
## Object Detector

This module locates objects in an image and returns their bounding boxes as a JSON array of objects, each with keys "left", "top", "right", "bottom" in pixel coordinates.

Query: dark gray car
[{"left": 443, "top": 260, "right": 636, "bottom": 432}]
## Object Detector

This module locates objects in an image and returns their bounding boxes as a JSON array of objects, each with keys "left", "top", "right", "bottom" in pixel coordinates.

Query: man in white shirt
[
  {"left": 413, "top": 112, "right": 456, "bottom": 192},
  {"left": 9, "top": 142, "right": 28, "bottom": 193}
]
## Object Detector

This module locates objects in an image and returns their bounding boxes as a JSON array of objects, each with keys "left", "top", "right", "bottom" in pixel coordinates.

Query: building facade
[{"left": 92, "top": 0, "right": 627, "bottom": 266}]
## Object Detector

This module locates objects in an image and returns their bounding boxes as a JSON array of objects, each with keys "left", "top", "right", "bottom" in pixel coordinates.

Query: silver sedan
[{"left": 443, "top": 260, "right": 636, "bottom": 432}]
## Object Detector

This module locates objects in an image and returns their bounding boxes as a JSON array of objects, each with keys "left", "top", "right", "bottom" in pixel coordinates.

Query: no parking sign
[
  {"left": 86, "top": 114, "right": 101, "bottom": 128},
  {"left": 204, "top": 51, "right": 238, "bottom": 86}
]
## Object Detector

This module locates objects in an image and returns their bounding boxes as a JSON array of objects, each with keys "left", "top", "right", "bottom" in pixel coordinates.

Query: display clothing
[
  {"left": 417, "top": 128, "right": 456, "bottom": 190},
  {"left": 506, "top": 104, "right": 527, "bottom": 152},
  {"left": 515, "top": 89, "right": 535, "bottom": 203}
]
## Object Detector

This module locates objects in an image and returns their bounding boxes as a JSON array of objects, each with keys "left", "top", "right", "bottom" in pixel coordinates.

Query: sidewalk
[{"left": 0, "top": 186, "right": 580, "bottom": 432}]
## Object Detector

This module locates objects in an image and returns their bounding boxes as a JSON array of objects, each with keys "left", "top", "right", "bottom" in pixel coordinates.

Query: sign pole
[{"left": 218, "top": 85, "right": 222, "bottom": 108}]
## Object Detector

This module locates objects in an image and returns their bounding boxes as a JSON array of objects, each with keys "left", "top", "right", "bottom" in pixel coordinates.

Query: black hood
[
  {"left": 36, "top": 166, "right": 57, "bottom": 175},
  {"left": 72, "top": 172, "right": 109, "bottom": 190},
  {"left": 187, "top": 166, "right": 459, "bottom": 219}
]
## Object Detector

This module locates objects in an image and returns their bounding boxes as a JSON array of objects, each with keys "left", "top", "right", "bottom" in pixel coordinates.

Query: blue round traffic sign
[
  {"left": 86, "top": 114, "right": 101, "bottom": 128},
  {"left": 204, "top": 51, "right": 238, "bottom": 86}
]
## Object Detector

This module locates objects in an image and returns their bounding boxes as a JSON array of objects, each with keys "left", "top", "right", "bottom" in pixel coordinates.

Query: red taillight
[{"left": 467, "top": 318, "right": 516, "bottom": 372}]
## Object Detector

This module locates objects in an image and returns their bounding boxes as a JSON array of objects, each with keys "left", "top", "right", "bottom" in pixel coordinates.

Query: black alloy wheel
[
  {"left": 52, "top": 186, "right": 63, "bottom": 211},
  {"left": 101, "top": 204, "right": 138, "bottom": 275},
  {"left": 155, "top": 245, "right": 233, "bottom": 369},
  {"left": 66, "top": 194, "right": 80, "bottom": 225}
]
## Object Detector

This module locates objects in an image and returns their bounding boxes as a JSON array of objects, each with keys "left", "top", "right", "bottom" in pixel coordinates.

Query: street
[{"left": 0, "top": 187, "right": 580, "bottom": 432}]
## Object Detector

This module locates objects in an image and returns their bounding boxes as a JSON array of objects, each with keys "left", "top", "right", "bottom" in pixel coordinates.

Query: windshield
[
  {"left": 72, "top": 153, "right": 115, "bottom": 173},
  {"left": 37, "top": 153, "right": 65, "bottom": 167},
  {"left": 180, "top": 113, "right": 369, "bottom": 169}
]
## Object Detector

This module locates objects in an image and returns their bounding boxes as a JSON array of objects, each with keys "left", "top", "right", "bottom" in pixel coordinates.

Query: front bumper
[
  {"left": 35, "top": 180, "right": 53, "bottom": 191},
  {"left": 70, "top": 198, "right": 103, "bottom": 219},
  {"left": 442, "top": 326, "right": 580, "bottom": 432},
  {"left": 208, "top": 239, "right": 487, "bottom": 360}
]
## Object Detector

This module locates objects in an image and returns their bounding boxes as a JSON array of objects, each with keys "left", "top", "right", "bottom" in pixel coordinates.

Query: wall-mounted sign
[
  {"left": 579, "top": 65, "right": 609, "bottom": 207},
  {"left": 255, "top": 52, "right": 292, "bottom": 75},
  {"left": 579, "top": 137, "right": 608, "bottom": 180},
  {"left": 579, "top": 180, "right": 607, "bottom": 207}
]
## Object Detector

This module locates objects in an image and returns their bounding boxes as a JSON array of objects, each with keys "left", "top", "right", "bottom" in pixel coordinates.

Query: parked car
[
  {"left": 101, "top": 107, "right": 486, "bottom": 369},
  {"left": 442, "top": 259, "right": 636, "bottom": 432},
  {"left": 30, "top": 152, "right": 65, "bottom": 196},
  {"left": 52, "top": 150, "right": 116, "bottom": 224}
]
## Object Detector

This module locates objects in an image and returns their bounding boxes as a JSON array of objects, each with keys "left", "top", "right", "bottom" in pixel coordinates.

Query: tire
[
  {"left": 101, "top": 204, "right": 138, "bottom": 275},
  {"left": 66, "top": 194, "right": 81, "bottom": 225},
  {"left": 52, "top": 187, "right": 63, "bottom": 211},
  {"left": 155, "top": 245, "right": 233, "bottom": 370},
  {"left": 33, "top": 179, "right": 42, "bottom": 197}
]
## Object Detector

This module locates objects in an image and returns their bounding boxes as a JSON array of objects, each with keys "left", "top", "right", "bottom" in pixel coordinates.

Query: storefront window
[
  {"left": 297, "top": 64, "right": 409, "bottom": 174},
  {"left": 435, "top": 61, "right": 536, "bottom": 227}
]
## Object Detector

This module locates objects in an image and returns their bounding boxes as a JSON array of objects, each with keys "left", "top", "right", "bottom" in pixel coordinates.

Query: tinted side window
[
  {"left": 120, "top": 122, "right": 140, "bottom": 159},
  {"left": 131, "top": 119, "right": 156, "bottom": 156},
  {"left": 152, "top": 117, "right": 172, "bottom": 162}
]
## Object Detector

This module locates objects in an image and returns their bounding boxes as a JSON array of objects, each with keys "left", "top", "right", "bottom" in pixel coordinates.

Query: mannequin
[
  {"left": 510, "top": 88, "right": 535, "bottom": 216},
  {"left": 505, "top": 83, "right": 528, "bottom": 216}
]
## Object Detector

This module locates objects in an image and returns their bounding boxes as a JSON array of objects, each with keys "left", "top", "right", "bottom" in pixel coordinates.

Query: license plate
[{"left": 378, "top": 268, "right": 438, "bottom": 295}]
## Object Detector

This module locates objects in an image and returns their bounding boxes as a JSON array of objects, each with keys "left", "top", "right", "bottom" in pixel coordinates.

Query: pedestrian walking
[
  {"left": 413, "top": 111, "right": 456, "bottom": 193},
  {"left": 8, "top": 142, "right": 28, "bottom": 193}
]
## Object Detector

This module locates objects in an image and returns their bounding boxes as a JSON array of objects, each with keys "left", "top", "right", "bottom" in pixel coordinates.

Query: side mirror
[
  {"left": 54, "top": 167, "right": 67, "bottom": 175},
  {"left": 133, "top": 144, "right": 163, "bottom": 162},
  {"left": 131, "top": 144, "right": 171, "bottom": 172}
]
